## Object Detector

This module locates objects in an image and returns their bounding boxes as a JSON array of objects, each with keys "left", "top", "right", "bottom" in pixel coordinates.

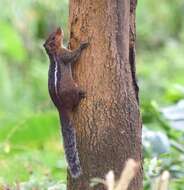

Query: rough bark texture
[{"left": 67, "top": 0, "right": 142, "bottom": 189}]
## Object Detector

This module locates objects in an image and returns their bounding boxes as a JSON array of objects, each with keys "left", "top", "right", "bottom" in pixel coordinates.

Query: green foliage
[
  {"left": 0, "top": 0, "right": 69, "bottom": 187},
  {"left": 0, "top": 21, "right": 26, "bottom": 62},
  {"left": 0, "top": 0, "right": 184, "bottom": 189},
  {"left": 137, "top": 0, "right": 184, "bottom": 189}
]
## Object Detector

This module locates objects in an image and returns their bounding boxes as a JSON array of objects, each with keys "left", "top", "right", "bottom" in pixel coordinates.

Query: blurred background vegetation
[{"left": 0, "top": 0, "right": 184, "bottom": 189}]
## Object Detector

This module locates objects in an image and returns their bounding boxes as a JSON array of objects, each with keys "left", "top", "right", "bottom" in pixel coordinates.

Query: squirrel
[{"left": 43, "top": 27, "right": 89, "bottom": 178}]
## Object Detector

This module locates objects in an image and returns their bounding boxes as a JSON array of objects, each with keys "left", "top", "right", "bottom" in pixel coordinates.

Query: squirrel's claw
[{"left": 80, "top": 41, "right": 89, "bottom": 49}]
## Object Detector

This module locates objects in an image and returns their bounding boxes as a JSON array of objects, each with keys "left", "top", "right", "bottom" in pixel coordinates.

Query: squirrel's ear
[{"left": 56, "top": 27, "right": 62, "bottom": 35}]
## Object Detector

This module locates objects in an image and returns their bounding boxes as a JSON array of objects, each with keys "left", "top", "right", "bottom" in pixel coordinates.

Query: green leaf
[{"left": 0, "top": 21, "right": 26, "bottom": 62}]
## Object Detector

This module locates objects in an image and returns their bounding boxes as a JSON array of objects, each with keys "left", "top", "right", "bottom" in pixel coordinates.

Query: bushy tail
[{"left": 59, "top": 109, "right": 82, "bottom": 178}]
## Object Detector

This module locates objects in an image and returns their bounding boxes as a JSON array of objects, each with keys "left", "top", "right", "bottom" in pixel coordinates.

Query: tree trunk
[{"left": 67, "top": 0, "right": 142, "bottom": 189}]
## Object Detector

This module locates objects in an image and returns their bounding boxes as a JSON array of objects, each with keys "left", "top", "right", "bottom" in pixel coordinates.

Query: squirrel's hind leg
[{"left": 72, "top": 89, "right": 86, "bottom": 110}]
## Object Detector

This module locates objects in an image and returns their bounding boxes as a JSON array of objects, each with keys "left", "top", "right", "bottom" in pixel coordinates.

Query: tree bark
[{"left": 67, "top": 0, "right": 142, "bottom": 189}]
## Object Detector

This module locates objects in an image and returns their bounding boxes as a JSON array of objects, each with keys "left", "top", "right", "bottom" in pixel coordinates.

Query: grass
[{"left": 0, "top": 110, "right": 67, "bottom": 184}]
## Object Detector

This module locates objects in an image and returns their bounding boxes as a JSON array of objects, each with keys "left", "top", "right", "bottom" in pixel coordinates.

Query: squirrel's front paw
[
  {"left": 79, "top": 90, "right": 86, "bottom": 99},
  {"left": 80, "top": 41, "right": 89, "bottom": 49}
]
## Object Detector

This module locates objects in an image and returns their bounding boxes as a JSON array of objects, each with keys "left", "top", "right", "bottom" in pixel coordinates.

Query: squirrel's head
[{"left": 43, "top": 27, "right": 64, "bottom": 54}]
